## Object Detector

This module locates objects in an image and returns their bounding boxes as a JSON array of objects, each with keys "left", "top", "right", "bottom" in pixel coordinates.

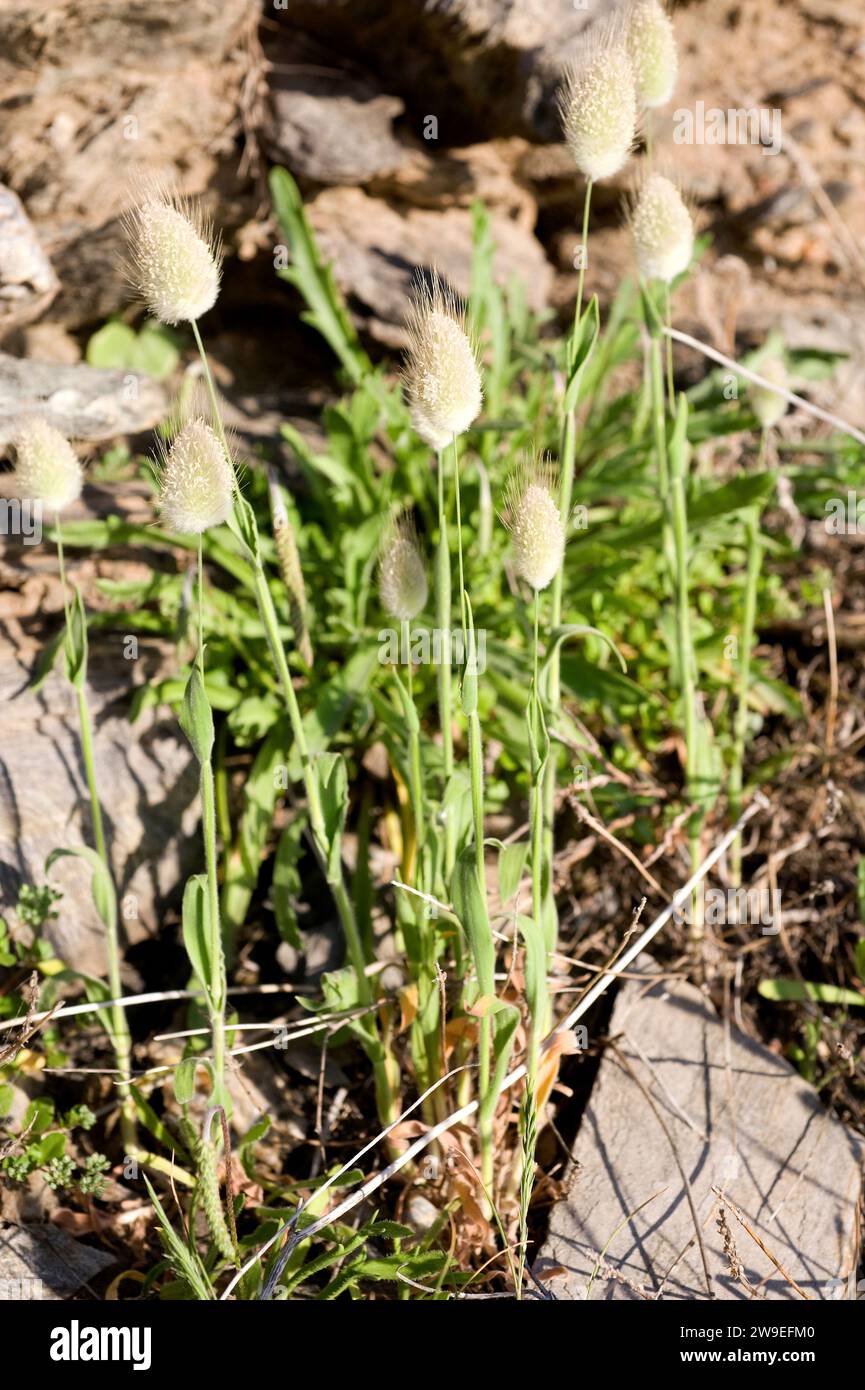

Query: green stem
[
  {"left": 197, "top": 536, "right": 226, "bottom": 1100},
  {"left": 541, "top": 180, "right": 593, "bottom": 953},
  {"left": 669, "top": 427, "right": 702, "bottom": 939},
  {"left": 57, "top": 518, "right": 136, "bottom": 1154},
  {"left": 435, "top": 449, "right": 457, "bottom": 884},
  {"left": 664, "top": 285, "right": 675, "bottom": 412},
  {"left": 730, "top": 431, "right": 768, "bottom": 883},
  {"left": 191, "top": 318, "right": 396, "bottom": 1125}
]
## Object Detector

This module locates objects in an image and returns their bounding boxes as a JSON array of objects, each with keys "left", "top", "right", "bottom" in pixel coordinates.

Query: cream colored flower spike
[
  {"left": 405, "top": 280, "right": 482, "bottom": 450},
  {"left": 626, "top": 0, "right": 678, "bottom": 109},
  {"left": 503, "top": 463, "right": 565, "bottom": 592},
  {"left": 630, "top": 173, "right": 694, "bottom": 283},
  {"left": 379, "top": 517, "right": 428, "bottom": 621},
  {"left": 129, "top": 192, "right": 221, "bottom": 326},
  {"left": 159, "top": 420, "right": 235, "bottom": 534},
  {"left": 11, "top": 417, "right": 83, "bottom": 513},
  {"left": 560, "top": 23, "right": 638, "bottom": 183}
]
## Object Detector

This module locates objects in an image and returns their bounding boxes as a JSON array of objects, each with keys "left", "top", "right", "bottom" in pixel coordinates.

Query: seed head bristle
[
  {"left": 9, "top": 417, "right": 83, "bottom": 513},
  {"left": 626, "top": 0, "right": 678, "bottom": 109},
  {"left": 559, "top": 19, "right": 638, "bottom": 183},
  {"left": 127, "top": 186, "right": 222, "bottom": 326},
  {"left": 379, "top": 515, "right": 428, "bottom": 621},
  {"left": 628, "top": 171, "right": 694, "bottom": 283},
  {"left": 158, "top": 418, "right": 235, "bottom": 534},
  {"left": 502, "top": 459, "right": 565, "bottom": 592},
  {"left": 404, "top": 275, "right": 483, "bottom": 450},
  {"left": 750, "top": 355, "right": 789, "bottom": 429}
]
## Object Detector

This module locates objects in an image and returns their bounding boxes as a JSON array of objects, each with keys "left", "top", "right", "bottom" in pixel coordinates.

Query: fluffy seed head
[
  {"left": 628, "top": 173, "right": 694, "bottom": 283},
  {"left": 503, "top": 461, "right": 565, "bottom": 592},
  {"left": 559, "top": 25, "right": 638, "bottom": 183},
  {"left": 158, "top": 419, "right": 235, "bottom": 534},
  {"left": 750, "top": 356, "right": 789, "bottom": 429},
  {"left": 405, "top": 278, "right": 483, "bottom": 449},
  {"left": 626, "top": 0, "right": 678, "bottom": 108},
  {"left": 379, "top": 517, "right": 428, "bottom": 621},
  {"left": 128, "top": 190, "right": 221, "bottom": 325},
  {"left": 9, "top": 417, "right": 83, "bottom": 513}
]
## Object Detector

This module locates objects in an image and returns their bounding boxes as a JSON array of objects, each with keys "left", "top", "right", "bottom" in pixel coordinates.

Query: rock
[
  {"left": 0, "top": 185, "right": 59, "bottom": 335},
  {"left": 306, "top": 186, "right": 552, "bottom": 346},
  {"left": 0, "top": 505, "right": 200, "bottom": 977},
  {"left": 537, "top": 957, "right": 863, "bottom": 1300},
  {"left": 270, "top": 1, "right": 618, "bottom": 143},
  {"left": 0, "top": 1222, "right": 114, "bottom": 1299},
  {"left": 267, "top": 71, "right": 407, "bottom": 184},
  {"left": 0, "top": 353, "right": 167, "bottom": 447},
  {"left": 0, "top": 0, "right": 256, "bottom": 327}
]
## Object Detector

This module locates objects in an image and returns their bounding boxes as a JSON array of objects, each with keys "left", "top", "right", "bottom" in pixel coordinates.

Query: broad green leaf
[
  {"left": 179, "top": 665, "right": 215, "bottom": 765},
  {"left": 181, "top": 875, "right": 213, "bottom": 1005},
  {"left": 452, "top": 846, "right": 494, "bottom": 999},
  {"left": 46, "top": 846, "right": 115, "bottom": 933},
  {"left": 758, "top": 979, "right": 865, "bottom": 1008}
]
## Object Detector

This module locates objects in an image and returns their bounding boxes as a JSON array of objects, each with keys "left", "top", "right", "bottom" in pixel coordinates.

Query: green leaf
[
  {"left": 143, "top": 1175, "right": 212, "bottom": 1300},
  {"left": 173, "top": 1058, "right": 197, "bottom": 1107},
  {"left": 86, "top": 320, "right": 137, "bottom": 370},
  {"left": 62, "top": 586, "right": 89, "bottom": 690},
  {"left": 270, "top": 167, "right": 369, "bottom": 383},
  {"left": 497, "top": 842, "right": 528, "bottom": 905},
  {"left": 452, "top": 845, "right": 494, "bottom": 1000},
  {"left": 181, "top": 875, "right": 213, "bottom": 1006},
  {"left": 179, "top": 665, "right": 214, "bottom": 765},
  {"left": 542, "top": 624, "right": 627, "bottom": 678},
  {"left": 758, "top": 979, "right": 865, "bottom": 1008},
  {"left": 314, "top": 752, "right": 349, "bottom": 883},
  {"left": 46, "top": 846, "right": 115, "bottom": 933}
]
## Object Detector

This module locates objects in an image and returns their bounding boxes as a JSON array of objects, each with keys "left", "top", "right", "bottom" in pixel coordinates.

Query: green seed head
[
  {"left": 503, "top": 462, "right": 565, "bottom": 592},
  {"left": 128, "top": 190, "right": 221, "bottom": 325},
  {"left": 405, "top": 279, "right": 483, "bottom": 450},
  {"left": 560, "top": 25, "right": 638, "bottom": 183},
  {"left": 379, "top": 517, "right": 428, "bottom": 620},
  {"left": 158, "top": 419, "right": 235, "bottom": 534},
  {"left": 751, "top": 356, "right": 789, "bottom": 429},
  {"left": 10, "top": 417, "right": 83, "bottom": 513},
  {"left": 626, "top": 0, "right": 678, "bottom": 109},
  {"left": 629, "top": 173, "right": 694, "bottom": 283}
]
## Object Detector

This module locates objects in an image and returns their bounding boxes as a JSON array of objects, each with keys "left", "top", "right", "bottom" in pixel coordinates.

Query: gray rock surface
[
  {"left": 268, "top": 72, "right": 407, "bottom": 184},
  {"left": 537, "top": 958, "right": 863, "bottom": 1300},
  {"left": 271, "top": 1, "right": 619, "bottom": 143},
  {"left": 0, "top": 628, "right": 199, "bottom": 979},
  {"left": 0, "top": 352, "right": 167, "bottom": 447},
  {"left": 0, "top": 185, "right": 59, "bottom": 333},
  {"left": 0, "top": 1222, "right": 114, "bottom": 1299},
  {"left": 307, "top": 186, "right": 552, "bottom": 346}
]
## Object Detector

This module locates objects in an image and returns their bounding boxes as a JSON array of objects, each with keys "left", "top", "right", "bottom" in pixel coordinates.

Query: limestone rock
[
  {"left": 0, "top": 185, "right": 59, "bottom": 335},
  {"left": 306, "top": 186, "right": 552, "bottom": 346},
  {"left": 0, "top": 1222, "right": 114, "bottom": 1299},
  {"left": 537, "top": 957, "right": 863, "bottom": 1300},
  {"left": 0, "top": 353, "right": 167, "bottom": 447}
]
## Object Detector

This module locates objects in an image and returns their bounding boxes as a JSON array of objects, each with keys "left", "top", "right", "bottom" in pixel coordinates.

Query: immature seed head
[
  {"left": 405, "top": 278, "right": 483, "bottom": 450},
  {"left": 158, "top": 419, "right": 235, "bottom": 534},
  {"left": 503, "top": 462, "right": 565, "bottom": 592},
  {"left": 128, "top": 190, "right": 221, "bottom": 325},
  {"left": 559, "top": 24, "right": 638, "bottom": 183},
  {"left": 9, "top": 417, "right": 83, "bottom": 513},
  {"left": 379, "top": 517, "right": 428, "bottom": 621},
  {"left": 629, "top": 173, "right": 694, "bottom": 283},
  {"left": 626, "top": 0, "right": 678, "bottom": 109},
  {"left": 750, "top": 356, "right": 789, "bottom": 429}
]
